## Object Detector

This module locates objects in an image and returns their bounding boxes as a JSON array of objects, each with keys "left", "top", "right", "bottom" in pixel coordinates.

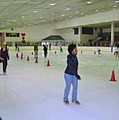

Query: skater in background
[
  {"left": 43, "top": 44, "right": 48, "bottom": 58},
  {"left": 97, "top": 47, "right": 103, "bottom": 56},
  {"left": 49, "top": 43, "right": 51, "bottom": 50},
  {"left": 0, "top": 42, "right": 10, "bottom": 74},
  {"left": 15, "top": 43, "right": 18, "bottom": 51},
  {"left": 63, "top": 43, "right": 81, "bottom": 105},
  {"left": 17, "top": 45, "right": 20, "bottom": 52},
  {"left": 60, "top": 45, "right": 63, "bottom": 52},
  {"left": 34, "top": 42, "right": 38, "bottom": 58},
  {"left": 15, "top": 43, "right": 20, "bottom": 52},
  {"left": 114, "top": 47, "right": 119, "bottom": 60}
]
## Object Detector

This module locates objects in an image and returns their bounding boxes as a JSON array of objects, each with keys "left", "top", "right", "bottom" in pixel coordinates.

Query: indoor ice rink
[
  {"left": 0, "top": 46, "right": 119, "bottom": 120},
  {"left": 0, "top": 0, "right": 119, "bottom": 120}
]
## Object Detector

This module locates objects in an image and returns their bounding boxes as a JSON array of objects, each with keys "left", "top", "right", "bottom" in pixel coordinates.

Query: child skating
[{"left": 63, "top": 43, "right": 81, "bottom": 105}]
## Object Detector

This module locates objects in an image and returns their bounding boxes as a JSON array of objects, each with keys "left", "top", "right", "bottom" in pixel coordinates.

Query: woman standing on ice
[
  {"left": 63, "top": 43, "right": 81, "bottom": 105},
  {"left": 0, "top": 42, "right": 9, "bottom": 74}
]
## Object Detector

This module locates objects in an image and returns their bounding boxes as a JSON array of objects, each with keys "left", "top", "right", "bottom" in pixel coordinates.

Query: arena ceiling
[{"left": 0, "top": 0, "right": 119, "bottom": 29}]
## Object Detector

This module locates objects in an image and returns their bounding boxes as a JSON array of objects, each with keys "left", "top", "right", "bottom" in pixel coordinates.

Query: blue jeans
[{"left": 63, "top": 73, "right": 78, "bottom": 102}]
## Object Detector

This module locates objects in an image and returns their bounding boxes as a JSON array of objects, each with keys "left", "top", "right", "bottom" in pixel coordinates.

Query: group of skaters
[
  {"left": 34, "top": 42, "right": 48, "bottom": 59},
  {"left": 97, "top": 47, "right": 119, "bottom": 59},
  {"left": 33, "top": 42, "right": 63, "bottom": 59},
  {"left": 1, "top": 42, "right": 119, "bottom": 107}
]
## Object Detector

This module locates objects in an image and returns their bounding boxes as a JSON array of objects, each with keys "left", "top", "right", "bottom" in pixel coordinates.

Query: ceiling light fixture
[
  {"left": 61, "top": 15, "right": 65, "bottom": 17},
  {"left": 87, "top": 1, "right": 92, "bottom": 4},
  {"left": 51, "top": 13, "right": 54, "bottom": 15},
  {"left": 66, "top": 8, "right": 70, "bottom": 11},
  {"left": 42, "top": 20, "right": 45, "bottom": 22},
  {"left": 81, "top": 13, "right": 84, "bottom": 15},
  {"left": 33, "top": 10, "right": 37, "bottom": 13},
  {"left": 115, "top": 0, "right": 119, "bottom": 3},
  {"left": 48, "top": 3, "right": 56, "bottom": 6}
]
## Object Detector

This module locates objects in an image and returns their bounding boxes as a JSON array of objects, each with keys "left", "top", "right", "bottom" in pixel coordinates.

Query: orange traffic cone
[
  {"left": 27, "top": 56, "right": 30, "bottom": 61},
  {"left": 21, "top": 54, "right": 23, "bottom": 59},
  {"left": 16, "top": 53, "right": 19, "bottom": 58},
  {"left": 110, "top": 70, "right": 116, "bottom": 82},
  {"left": 46, "top": 60, "right": 50, "bottom": 66},
  {"left": 35, "top": 57, "right": 38, "bottom": 63}
]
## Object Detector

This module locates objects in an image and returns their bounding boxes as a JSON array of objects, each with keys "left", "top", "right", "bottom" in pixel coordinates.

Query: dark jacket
[
  {"left": 43, "top": 45, "right": 47, "bottom": 52},
  {"left": 65, "top": 54, "right": 80, "bottom": 79},
  {"left": 0, "top": 47, "right": 9, "bottom": 60}
]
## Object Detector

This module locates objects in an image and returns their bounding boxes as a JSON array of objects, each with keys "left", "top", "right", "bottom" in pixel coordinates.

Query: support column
[
  {"left": 111, "top": 22, "right": 114, "bottom": 52},
  {"left": 78, "top": 27, "right": 81, "bottom": 45}
]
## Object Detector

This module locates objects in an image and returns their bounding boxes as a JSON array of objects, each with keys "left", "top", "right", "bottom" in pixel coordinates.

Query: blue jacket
[{"left": 65, "top": 54, "right": 79, "bottom": 78}]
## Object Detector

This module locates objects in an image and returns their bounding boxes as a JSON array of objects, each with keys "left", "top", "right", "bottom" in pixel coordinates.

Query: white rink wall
[
  {"left": 77, "top": 46, "right": 113, "bottom": 52},
  {"left": 8, "top": 46, "right": 115, "bottom": 53}
]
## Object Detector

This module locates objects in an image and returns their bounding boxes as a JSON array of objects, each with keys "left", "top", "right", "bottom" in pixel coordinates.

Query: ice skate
[
  {"left": 3, "top": 71, "right": 7, "bottom": 75},
  {"left": 63, "top": 100, "right": 69, "bottom": 105},
  {"left": 73, "top": 100, "right": 80, "bottom": 105}
]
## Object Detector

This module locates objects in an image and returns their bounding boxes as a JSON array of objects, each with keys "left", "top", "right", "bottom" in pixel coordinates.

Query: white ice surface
[{"left": 0, "top": 47, "right": 119, "bottom": 120}]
